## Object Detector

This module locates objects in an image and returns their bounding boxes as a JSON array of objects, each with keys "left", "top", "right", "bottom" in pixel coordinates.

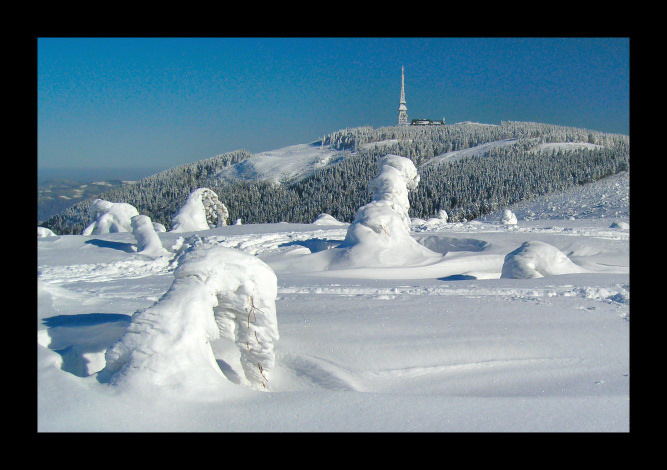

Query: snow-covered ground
[
  {"left": 212, "top": 143, "right": 348, "bottom": 184},
  {"left": 37, "top": 172, "right": 629, "bottom": 432}
]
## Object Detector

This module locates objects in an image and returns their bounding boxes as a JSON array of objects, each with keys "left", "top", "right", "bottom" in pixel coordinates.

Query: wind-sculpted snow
[
  {"left": 82, "top": 199, "right": 139, "bottom": 235},
  {"left": 501, "top": 241, "right": 585, "bottom": 279},
  {"left": 171, "top": 188, "right": 229, "bottom": 232},
  {"left": 100, "top": 237, "right": 278, "bottom": 391}
]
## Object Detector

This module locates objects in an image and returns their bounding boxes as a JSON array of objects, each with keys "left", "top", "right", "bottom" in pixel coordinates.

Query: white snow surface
[
  {"left": 37, "top": 170, "right": 629, "bottom": 432},
  {"left": 213, "top": 143, "right": 348, "bottom": 184}
]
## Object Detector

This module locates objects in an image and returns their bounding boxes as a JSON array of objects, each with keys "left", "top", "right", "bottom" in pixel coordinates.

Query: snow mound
[
  {"left": 312, "top": 213, "right": 347, "bottom": 226},
  {"left": 82, "top": 199, "right": 139, "bottom": 235},
  {"left": 171, "top": 188, "right": 229, "bottom": 232},
  {"left": 152, "top": 222, "right": 167, "bottom": 233},
  {"left": 610, "top": 221, "right": 629, "bottom": 229},
  {"left": 38, "top": 227, "right": 56, "bottom": 238},
  {"left": 100, "top": 237, "right": 279, "bottom": 391},
  {"left": 501, "top": 209, "right": 518, "bottom": 225},
  {"left": 501, "top": 241, "right": 584, "bottom": 279},
  {"left": 334, "top": 155, "right": 440, "bottom": 267},
  {"left": 131, "top": 215, "right": 169, "bottom": 257}
]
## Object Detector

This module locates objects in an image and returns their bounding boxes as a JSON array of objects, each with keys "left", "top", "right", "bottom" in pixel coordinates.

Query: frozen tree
[
  {"left": 501, "top": 209, "right": 518, "bottom": 225},
  {"left": 37, "top": 227, "right": 56, "bottom": 238},
  {"left": 336, "top": 155, "right": 439, "bottom": 267},
  {"left": 500, "top": 241, "right": 584, "bottom": 279},
  {"left": 438, "top": 209, "right": 448, "bottom": 223},
  {"left": 100, "top": 237, "right": 279, "bottom": 391},
  {"left": 131, "top": 215, "right": 169, "bottom": 257},
  {"left": 152, "top": 222, "right": 167, "bottom": 232},
  {"left": 171, "top": 188, "right": 229, "bottom": 232},
  {"left": 82, "top": 199, "right": 139, "bottom": 235}
]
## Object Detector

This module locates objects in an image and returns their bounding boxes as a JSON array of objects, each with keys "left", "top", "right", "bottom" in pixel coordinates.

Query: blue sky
[{"left": 38, "top": 37, "right": 629, "bottom": 180}]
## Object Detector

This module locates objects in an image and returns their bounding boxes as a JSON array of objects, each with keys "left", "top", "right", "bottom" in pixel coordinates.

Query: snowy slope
[
  {"left": 37, "top": 169, "right": 629, "bottom": 432},
  {"left": 212, "top": 143, "right": 349, "bottom": 184}
]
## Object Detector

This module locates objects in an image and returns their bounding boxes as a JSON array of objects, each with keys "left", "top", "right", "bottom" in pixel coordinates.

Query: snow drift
[
  {"left": 131, "top": 215, "right": 169, "bottom": 257},
  {"left": 501, "top": 241, "right": 584, "bottom": 279},
  {"left": 334, "top": 155, "right": 440, "bottom": 267},
  {"left": 171, "top": 188, "right": 229, "bottom": 232},
  {"left": 82, "top": 199, "right": 139, "bottom": 235},
  {"left": 99, "top": 237, "right": 279, "bottom": 392}
]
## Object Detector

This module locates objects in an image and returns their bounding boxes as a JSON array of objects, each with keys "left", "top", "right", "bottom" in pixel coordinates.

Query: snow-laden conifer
[
  {"left": 82, "top": 199, "right": 139, "bottom": 235},
  {"left": 100, "top": 237, "right": 278, "bottom": 391},
  {"left": 130, "top": 215, "right": 169, "bottom": 257},
  {"left": 171, "top": 188, "right": 229, "bottom": 232}
]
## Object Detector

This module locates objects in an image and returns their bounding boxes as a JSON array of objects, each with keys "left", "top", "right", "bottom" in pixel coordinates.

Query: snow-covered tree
[
  {"left": 336, "top": 155, "right": 439, "bottom": 267},
  {"left": 171, "top": 188, "right": 229, "bottom": 232},
  {"left": 501, "top": 209, "right": 517, "bottom": 225},
  {"left": 131, "top": 215, "right": 169, "bottom": 257},
  {"left": 500, "top": 241, "right": 584, "bottom": 279},
  {"left": 37, "top": 227, "right": 56, "bottom": 238},
  {"left": 82, "top": 199, "right": 139, "bottom": 235},
  {"left": 100, "top": 237, "right": 279, "bottom": 391}
]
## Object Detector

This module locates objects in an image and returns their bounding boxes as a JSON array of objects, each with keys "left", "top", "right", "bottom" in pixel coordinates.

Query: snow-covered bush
[
  {"left": 500, "top": 241, "right": 584, "bottom": 279},
  {"left": 336, "top": 155, "right": 439, "bottom": 266},
  {"left": 82, "top": 199, "right": 139, "bottom": 235},
  {"left": 171, "top": 188, "right": 229, "bottom": 232},
  {"left": 131, "top": 215, "right": 169, "bottom": 257},
  {"left": 312, "top": 213, "right": 346, "bottom": 226},
  {"left": 37, "top": 227, "right": 56, "bottom": 238},
  {"left": 152, "top": 222, "right": 167, "bottom": 232},
  {"left": 438, "top": 209, "right": 448, "bottom": 223},
  {"left": 100, "top": 238, "right": 279, "bottom": 391},
  {"left": 501, "top": 209, "right": 517, "bottom": 225}
]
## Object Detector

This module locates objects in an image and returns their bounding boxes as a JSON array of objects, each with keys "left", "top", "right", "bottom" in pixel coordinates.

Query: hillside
[
  {"left": 37, "top": 159, "right": 630, "bottom": 431},
  {"left": 40, "top": 121, "right": 629, "bottom": 235}
]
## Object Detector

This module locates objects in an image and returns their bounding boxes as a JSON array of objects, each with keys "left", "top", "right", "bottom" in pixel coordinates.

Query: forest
[{"left": 41, "top": 121, "right": 629, "bottom": 235}]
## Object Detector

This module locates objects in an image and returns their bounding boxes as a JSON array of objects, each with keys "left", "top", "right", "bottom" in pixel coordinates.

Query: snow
[
  {"left": 171, "top": 188, "right": 229, "bottom": 232},
  {"left": 37, "top": 166, "right": 629, "bottom": 432},
  {"left": 501, "top": 209, "right": 518, "bottom": 225},
  {"left": 213, "top": 143, "right": 348, "bottom": 184},
  {"left": 99, "top": 237, "right": 278, "bottom": 392},
  {"left": 38, "top": 227, "right": 57, "bottom": 238},
  {"left": 81, "top": 199, "right": 139, "bottom": 235},
  {"left": 131, "top": 215, "right": 170, "bottom": 257}
]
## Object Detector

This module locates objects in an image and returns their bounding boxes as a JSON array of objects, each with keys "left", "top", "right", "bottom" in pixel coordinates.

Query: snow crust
[{"left": 171, "top": 188, "right": 229, "bottom": 232}]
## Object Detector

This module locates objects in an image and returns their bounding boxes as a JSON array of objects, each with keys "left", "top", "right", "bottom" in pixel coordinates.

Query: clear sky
[{"left": 37, "top": 37, "right": 629, "bottom": 180}]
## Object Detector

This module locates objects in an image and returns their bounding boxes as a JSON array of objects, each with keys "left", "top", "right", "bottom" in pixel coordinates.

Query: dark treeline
[{"left": 41, "top": 122, "right": 629, "bottom": 235}]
